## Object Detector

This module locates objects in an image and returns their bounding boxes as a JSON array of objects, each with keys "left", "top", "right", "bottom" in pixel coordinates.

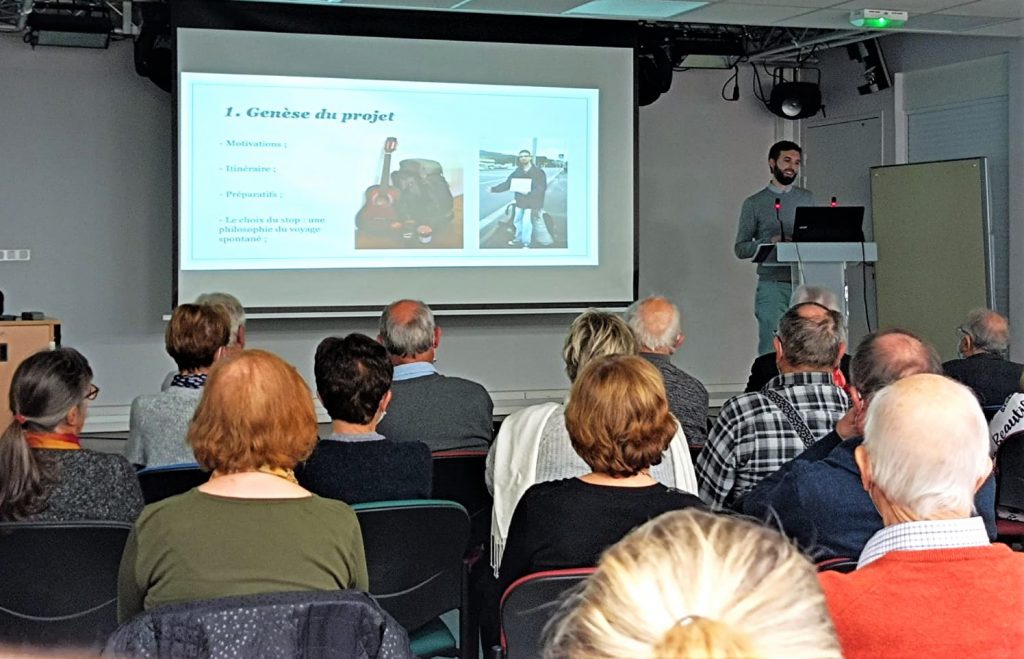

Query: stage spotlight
[{"left": 767, "top": 69, "right": 822, "bottom": 120}]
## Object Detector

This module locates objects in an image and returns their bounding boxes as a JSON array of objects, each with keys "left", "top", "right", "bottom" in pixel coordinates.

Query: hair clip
[{"left": 13, "top": 414, "right": 27, "bottom": 426}]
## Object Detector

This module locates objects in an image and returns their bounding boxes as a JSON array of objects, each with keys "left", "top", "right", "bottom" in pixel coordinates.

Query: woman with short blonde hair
[{"left": 546, "top": 509, "right": 841, "bottom": 659}]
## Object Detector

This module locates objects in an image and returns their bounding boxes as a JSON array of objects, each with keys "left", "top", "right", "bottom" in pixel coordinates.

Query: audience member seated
[
  {"left": 819, "top": 374, "right": 1024, "bottom": 658},
  {"left": 742, "top": 329, "right": 996, "bottom": 559},
  {"left": 481, "top": 355, "right": 705, "bottom": 648},
  {"left": 943, "top": 307, "right": 1024, "bottom": 406},
  {"left": 1, "top": 347, "right": 143, "bottom": 523},
  {"left": 296, "top": 334, "right": 431, "bottom": 504},
  {"left": 161, "top": 292, "right": 246, "bottom": 391},
  {"left": 117, "top": 350, "right": 368, "bottom": 622},
  {"left": 375, "top": 299, "right": 493, "bottom": 451},
  {"left": 697, "top": 302, "right": 848, "bottom": 509},
  {"left": 486, "top": 310, "right": 698, "bottom": 573},
  {"left": 624, "top": 296, "right": 709, "bottom": 445},
  {"left": 127, "top": 304, "right": 230, "bottom": 468},
  {"left": 745, "top": 285, "right": 851, "bottom": 393},
  {"left": 546, "top": 509, "right": 841, "bottom": 659}
]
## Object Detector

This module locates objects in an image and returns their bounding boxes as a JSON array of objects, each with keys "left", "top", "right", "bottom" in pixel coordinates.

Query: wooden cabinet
[{"left": 0, "top": 320, "right": 61, "bottom": 430}]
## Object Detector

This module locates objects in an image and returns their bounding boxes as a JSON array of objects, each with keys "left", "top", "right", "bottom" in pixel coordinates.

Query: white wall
[
  {"left": 814, "top": 33, "right": 1024, "bottom": 358},
  {"left": 0, "top": 35, "right": 780, "bottom": 431}
]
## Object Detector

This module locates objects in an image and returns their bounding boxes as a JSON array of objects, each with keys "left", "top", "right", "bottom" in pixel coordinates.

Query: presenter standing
[{"left": 734, "top": 141, "right": 814, "bottom": 355}]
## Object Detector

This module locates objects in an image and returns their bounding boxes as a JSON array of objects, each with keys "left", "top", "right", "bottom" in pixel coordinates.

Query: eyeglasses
[
  {"left": 85, "top": 384, "right": 100, "bottom": 401},
  {"left": 955, "top": 326, "right": 970, "bottom": 340}
]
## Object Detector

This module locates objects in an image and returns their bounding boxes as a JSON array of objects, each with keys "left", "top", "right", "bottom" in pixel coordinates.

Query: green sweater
[
  {"left": 117, "top": 489, "right": 368, "bottom": 622},
  {"left": 734, "top": 185, "right": 815, "bottom": 281}
]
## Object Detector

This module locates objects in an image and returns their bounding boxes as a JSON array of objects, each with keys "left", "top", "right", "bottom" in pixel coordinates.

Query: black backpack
[{"left": 391, "top": 158, "right": 455, "bottom": 227}]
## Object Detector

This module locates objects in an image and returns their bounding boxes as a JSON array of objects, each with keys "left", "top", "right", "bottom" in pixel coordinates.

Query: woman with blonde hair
[
  {"left": 117, "top": 350, "right": 368, "bottom": 622},
  {"left": 480, "top": 355, "right": 705, "bottom": 648},
  {"left": 545, "top": 508, "right": 841, "bottom": 659}
]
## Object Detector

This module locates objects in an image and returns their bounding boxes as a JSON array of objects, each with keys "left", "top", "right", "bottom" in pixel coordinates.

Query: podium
[
  {"left": 754, "top": 242, "right": 877, "bottom": 319},
  {"left": 0, "top": 320, "right": 61, "bottom": 430}
]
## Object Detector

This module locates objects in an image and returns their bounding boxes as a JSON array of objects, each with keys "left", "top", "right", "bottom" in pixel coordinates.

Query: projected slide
[{"left": 179, "top": 72, "right": 598, "bottom": 270}]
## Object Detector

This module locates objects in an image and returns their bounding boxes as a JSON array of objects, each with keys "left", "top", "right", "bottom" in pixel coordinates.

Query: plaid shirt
[{"left": 696, "top": 371, "right": 849, "bottom": 509}]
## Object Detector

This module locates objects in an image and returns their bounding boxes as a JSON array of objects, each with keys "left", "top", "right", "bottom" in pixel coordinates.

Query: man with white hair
[
  {"left": 624, "top": 296, "right": 709, "bottom": 444},
  {"left": 820, "top": 373, "right": 1023, "bottom": 657},
  {"left": 376, "top": 299, "right": 493, "bottom": 452},
  {"left": 943, "top": 307, "right": 1024, "bottom": 406}
]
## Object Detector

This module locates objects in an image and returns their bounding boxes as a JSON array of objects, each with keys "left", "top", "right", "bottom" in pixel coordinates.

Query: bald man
[
  {"left": 820, "top": 374, "right": 1023, "bottom": 658},
  {"left": 376, "top": 299, "right": 493, "bottom": 452},
  {"left": 696, "top": 302, "right": 849, "bottom": 510},
  {"left": 943, "top": 308, "right": 1024, "bottom": 407},
  {"left": 742, "top": 329, "right": 997, "bottom": 559},
  {"left": 624, "top": 297, "right": 709, "bottom": 444}
]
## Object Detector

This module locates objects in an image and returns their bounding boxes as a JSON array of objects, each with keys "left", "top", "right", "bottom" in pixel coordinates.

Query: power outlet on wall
[{"left": 0, "top": 249, "right": 30, "bottom": 261}]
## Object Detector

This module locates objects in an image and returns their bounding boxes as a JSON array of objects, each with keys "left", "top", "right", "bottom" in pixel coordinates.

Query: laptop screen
[{"left": 792, "top": 206, "right": 865, "bottom": 242}]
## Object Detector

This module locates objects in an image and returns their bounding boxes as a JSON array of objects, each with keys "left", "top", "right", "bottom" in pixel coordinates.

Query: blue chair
[
  {"left": 0, "top": 521, "right": 131, "bottom": 649},
  {"left": 136, "top": 463, "right": 208, "bottom": 504},
  {"left": 353, "top": 499, "right": 471, "bottom": 659}
]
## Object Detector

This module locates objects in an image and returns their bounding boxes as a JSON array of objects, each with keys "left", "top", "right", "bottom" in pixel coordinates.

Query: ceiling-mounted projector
[{"left": 849, "top": 9, "right": 908, "bottom": 29}]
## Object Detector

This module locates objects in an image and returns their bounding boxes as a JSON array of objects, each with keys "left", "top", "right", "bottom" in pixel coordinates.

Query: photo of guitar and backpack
[{"left": 355, "top": 137, "right": 457, "bottom": 248}]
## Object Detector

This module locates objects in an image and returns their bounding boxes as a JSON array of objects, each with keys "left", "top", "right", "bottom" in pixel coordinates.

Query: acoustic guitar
[{"left": 356, "top": 137, "right": 400, "bottom": 231}]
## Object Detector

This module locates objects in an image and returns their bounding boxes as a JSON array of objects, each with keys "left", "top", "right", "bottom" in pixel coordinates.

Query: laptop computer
[{"left": 792, "top": 206, "right": 865, "bottom": 242}]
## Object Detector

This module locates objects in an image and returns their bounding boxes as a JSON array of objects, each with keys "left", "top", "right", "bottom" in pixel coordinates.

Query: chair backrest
[
  {"left": 996, "top": 430, "right": 1024, "bottom": 512},
  {"left": 815, "top": 557, "right": 858, "bottom": 574},
  {"left": 136, "top": 463, "right": 209, "bottom": 504},
  {"left": 352, "top": 499, "right": 469, "bottom": 634},
  {"left": 0, "top": 521, "right": 132, "bottom": 649},
  {"left": 430, "top": 450, "right": 492, "bottom": 547},
  {"left": 500, "top": 568, "right": 595, "bottom": 659},
  {"left": 105, "top": 589, "right": 414, "bottom": 659}
]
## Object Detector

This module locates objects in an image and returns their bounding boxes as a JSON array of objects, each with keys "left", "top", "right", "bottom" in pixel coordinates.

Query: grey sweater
[
  {"left": 376, "top": 373, "right": 493, "bottom": 452},
  {"left": 641, "top": 353, "right": 709, "bottom": 445},
  {"left": 126, "top": 386, "right": 203, "bottom": 468},
  {"left": 734, "top": 185, "right": 815, "bottom": 281},
  {"left": 35, "top": 449, "right": 144, "bottom": 523}
]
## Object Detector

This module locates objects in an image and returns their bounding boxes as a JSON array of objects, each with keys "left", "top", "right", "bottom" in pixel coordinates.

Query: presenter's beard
[{"left": 772, "top": 165, "right": 796, "bottom": 186}]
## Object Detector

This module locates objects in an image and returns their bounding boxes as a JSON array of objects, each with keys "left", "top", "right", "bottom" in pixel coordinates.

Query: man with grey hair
[
  {"left": 696, "top": 302, "right": 849, "bottom": 509},
  {"left": 624, "top": 296, "right": 709, "bottom": 444},
  {"left": 943, "top": 307, "right": 1024, "bottom": 406},
  {"left": 745, "top": 285, "right": 851, "bottom": 392},
  {"left": 742, "top": 328, "right": 996, "bottom": 559},
  {"left": 376, "top": 299, "right": 493, "bottom": 452},
  {"left": 194, "top": 292, "right": 246, "bottom": 349},
  {"left": 819, "top": 374, "right": 1020, "bottom": 658}
]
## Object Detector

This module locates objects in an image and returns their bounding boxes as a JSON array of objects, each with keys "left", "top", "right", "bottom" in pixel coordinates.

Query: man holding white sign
[{"left": 490, "top": 149, "right": 550, "bottom": 248}]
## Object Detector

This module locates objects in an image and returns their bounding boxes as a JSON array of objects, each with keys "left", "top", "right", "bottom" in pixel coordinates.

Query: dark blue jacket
[{"left": 741, "top": 431, "right": 997, "bottom": 560}]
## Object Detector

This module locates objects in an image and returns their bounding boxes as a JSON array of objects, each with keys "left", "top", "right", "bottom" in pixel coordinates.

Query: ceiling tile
[
  {"left": 343, "top": 0, "right": 460, "bottom": 9},
  {"left": 939, "top": 0, "right": 1024, "bottom": 19},
  {"left": 678, "top": 3, "right": 815, "bottom": 24},
  {"left": 564, "top": 0, "right": 708, "bottom": 18},
  {"left": 723, "top": 0, "right": 849, "bottom": 7},
  {"left": 771, "top": 8, "right": 855, "bottom": 28},
  {"left": 445, "top": 0, "right": 590, "bottom": 14},
  {"left": 960, "top": 18, "right": 1024, "bottom": 35},
  {"left": 902, "top": 12, "right": 1011, "bottom": 30}
]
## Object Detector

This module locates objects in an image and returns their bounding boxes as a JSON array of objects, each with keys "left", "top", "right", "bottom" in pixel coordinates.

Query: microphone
[
  {"left": 774, "top": 198, "right": 785, "bottom": 242},
  {"left": 830, "top": 196, "right": 838, "bottom": 207}
]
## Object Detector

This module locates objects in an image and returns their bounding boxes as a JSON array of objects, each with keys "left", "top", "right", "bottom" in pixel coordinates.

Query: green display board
[{"left": 870, "top": 158, "right": 992, "bottom": 361}]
